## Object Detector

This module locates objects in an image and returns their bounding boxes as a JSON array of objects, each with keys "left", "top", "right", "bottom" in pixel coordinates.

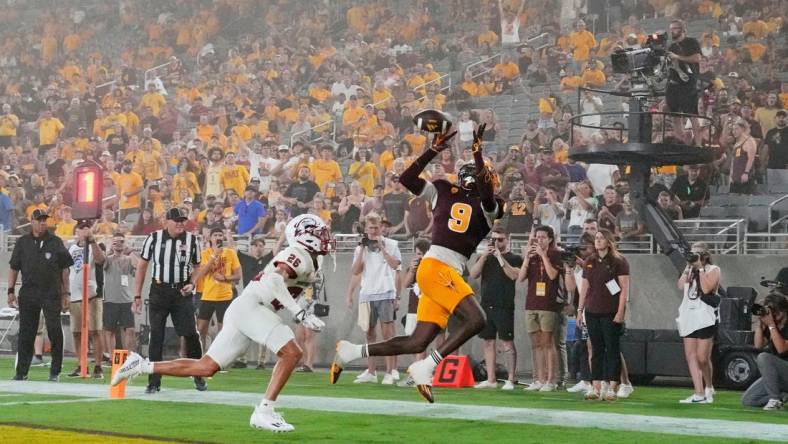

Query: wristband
[{"left": 134, "top": 296, "right": 142, "bottom": 299}]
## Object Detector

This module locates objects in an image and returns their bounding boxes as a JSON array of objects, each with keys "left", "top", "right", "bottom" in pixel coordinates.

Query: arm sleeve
[
  {"left": 9, "top": 241, "right": 22, "bottom": 271},
  {"left": 399, "top": 148, "right": 438, "bottom": 195},
  {"left": 140, "top": 233, "right": 154, "bottom": 262}
]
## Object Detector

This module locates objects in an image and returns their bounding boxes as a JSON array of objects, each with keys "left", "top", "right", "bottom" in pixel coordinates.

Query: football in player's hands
[
  {"left": 413, "top": 108, "right": 453, "bottom": 134},
  {"left": 302, "top": 313, "right": 325, "bottom": 332}
]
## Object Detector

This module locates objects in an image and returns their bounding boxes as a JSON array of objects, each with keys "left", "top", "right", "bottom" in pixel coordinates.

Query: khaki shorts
[
  {"left": 70, "top": 299, "right": 103, "bottom": 333},
  {"left": 525, "top": 310, "right": 558, "bottom": 333}
]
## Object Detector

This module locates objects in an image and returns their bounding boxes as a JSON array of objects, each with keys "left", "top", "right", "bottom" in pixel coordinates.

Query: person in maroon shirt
[
  {"left": 577, "top": 229, "right": 630, "bottom": 401},
  {"left": 517, "top": 225, "right": 563, "bottom": 392}
]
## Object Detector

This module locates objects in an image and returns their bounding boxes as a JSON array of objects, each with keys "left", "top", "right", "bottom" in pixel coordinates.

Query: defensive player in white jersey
[{"left": 111, "top": 214, "right": 331, "bottom": 432}]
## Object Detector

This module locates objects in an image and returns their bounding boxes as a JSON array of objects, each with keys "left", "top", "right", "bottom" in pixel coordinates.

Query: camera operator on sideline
[
  {"left": 665, "top": 19, "right": 702, "bottom": 145},
  {"left": 348, "top": 212, "right": 402, "bottom": 384},
  {"left": 742, "top": 293, "right": 788, "bottom": 411},
  {"left": 470, "top": 227, "right": 522, "bottom": 390},
  {"left": 676, "top": 242, "right": 720, "bottom": 404}
]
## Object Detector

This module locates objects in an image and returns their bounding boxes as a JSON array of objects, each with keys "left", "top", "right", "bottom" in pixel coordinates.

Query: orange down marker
[{"left": 109, "top": 350, "right": 129, "bottom": 399}]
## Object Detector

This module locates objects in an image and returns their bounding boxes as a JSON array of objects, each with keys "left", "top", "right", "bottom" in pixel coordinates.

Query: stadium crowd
[{"left": 0, "top": 0, "right": 784, "bottom": 243}]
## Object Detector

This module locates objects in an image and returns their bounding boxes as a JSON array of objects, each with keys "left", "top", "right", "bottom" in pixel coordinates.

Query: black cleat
[
  {"left": 12, "top": 374, "right": 28, "bottom": 381},
  {"left": 145, "top": 384, "right": 160, "bottom": 394},
  {"left": 48, "top": 373, "right": 60, "bottom": 382}
]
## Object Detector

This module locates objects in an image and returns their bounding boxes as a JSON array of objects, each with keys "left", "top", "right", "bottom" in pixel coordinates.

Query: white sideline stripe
[{"left": 0, "top": 381, "right": 786, "bottom": 441}]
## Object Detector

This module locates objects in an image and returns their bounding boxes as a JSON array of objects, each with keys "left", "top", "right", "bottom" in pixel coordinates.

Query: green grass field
[{"left": 0, "top": 357, "right": 784, "bottom": 443}]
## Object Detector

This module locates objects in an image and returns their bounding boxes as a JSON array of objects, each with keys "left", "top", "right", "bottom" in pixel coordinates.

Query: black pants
[
  {"left": 147, "top": 283, "right": 202, "bottom": 387},
  {"left": 586, "top": 312, "right": 622, "bottom": 382},
  {"left": 16, "top": 291, "right": 63, "bottom": 377}
]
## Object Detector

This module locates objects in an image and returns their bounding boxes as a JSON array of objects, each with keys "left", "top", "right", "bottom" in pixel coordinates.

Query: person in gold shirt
[
  {"left": 196, "top": 228, "right": 241, "bottom": 352},
  {"left": 92, "top": 210, "right": 120, "bottom": 236},
  {"left": 310, "top": 145, "right": 343, "bottom": 194},
  {"left": 140, "top": 83, "right": 166, "bottom": 117},
  {"left": 36, "top": 110, "right": 64, "bottom": 153},
  {"left": 348, "top": 148, "right": 380, "bottom": 196},
  {"left": 25, "top": 193, "right": 48, "bottom": 220},
  {"left": 123, "top": 102, "right": 140, "bottom": 135},
  {"left": 220, "top": 152, "right": 250, "bottom": 197},
  {"left": 342, "top": 96, "right": 367, "bottom": 134},
  {"left": 400, "top": 125, "right": 426, "bottom": 155},
  {"left": 0, "top": 103, "right": 19, "bottom": 147},
  {"left": 172, "top": 159, "right": 201, "bottom": 204},
  {"left": 53, "top": 206, "right": 77, "bottom": 239},
  {"left": 116, "top": 160, "right": 144, "bottom": 223},
  {"left": 493, "top": 54, "right": 520, "bottom": 80},
  {"left": 569, "top": 19, "right": 597, "bottom": 62},
  {"left": 139, "top": 139, "right": 166, "bottom": 183},
  {"left": 581, "top": 60, "right": 607, "bottom": 87}
]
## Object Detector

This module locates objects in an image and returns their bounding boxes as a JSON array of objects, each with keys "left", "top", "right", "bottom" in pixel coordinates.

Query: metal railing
[
  {"left": 744, "top": 233, "right": 788, "bottom": 255},
  {"left": 766, "top": 194, "right": 788, "bottom": 245},
  {"left": 289, "top": 119, "right": 336, "bottom": 147},
  {"left": 465, "top": 53, "right": 502, "bottom": 81},
  {"left": 143, "top": 61, "right": 175, "bottom": 89},
  {"left": 673, "top": 219, "right": 747, "bottom": 254},
  {"left": 412, "top": 73, "right": 453, "bottom": 95}
]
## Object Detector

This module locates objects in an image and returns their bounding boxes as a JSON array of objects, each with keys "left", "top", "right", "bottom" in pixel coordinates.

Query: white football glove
[{"left": 295, "top": 310, "right": 325, "bottom": 332}]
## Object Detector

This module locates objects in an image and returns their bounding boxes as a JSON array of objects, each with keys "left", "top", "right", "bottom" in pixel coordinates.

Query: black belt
[{"left": 152, "top": 280, "right": 188, "bottom": 290}]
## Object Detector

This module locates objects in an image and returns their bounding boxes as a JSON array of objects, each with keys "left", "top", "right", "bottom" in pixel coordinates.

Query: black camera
[
  {"left": 559, "top": 244, "right": 581, "bottom": 263},
  {"left": 751, "top": 303, "right": 770, "bottom": 317},
  {"left": 611, "top": 31, "right": 667, "bottom": 74},
  {"left": 685, "top": 251, "right": 709, "bottom": 263},
  {"left": 360, "top": 233, "right": 379, "bottom": 251}
]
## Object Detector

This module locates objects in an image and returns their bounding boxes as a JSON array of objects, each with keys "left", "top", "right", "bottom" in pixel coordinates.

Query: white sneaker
[
  {"left": 391, "top": 369, "right": 400, "bottom": 381},
  {"left": 353, "top": 370, "right": 378, "bottom": 384},
  {"left": 407, "top": 358, "right": 436, "bottom": 403},
  {"left": 110, "top": 352, "right": 147, "bottom": 386},
  {"left": 763, "top": 399, "right": 784, "bottom": 411},
  {"left": 600, "top": 381, "right": 609, "bottom": 395},
  {"left": 381, "top": 373, "right": 395, "bottom": 385},
  {"left": 501, "top": 380, "right": 515, "bottom": 390},
  {"left": 604, "top": 389, "right": 617, "bottom": 401},
  {"left": 249, "top": 406, "right": 294, "bottom": 432},
  {"left": 679, "top": 394, "right": 708, "bottom": 404},
  {"left": 524, "top": 381, "right": 544, "bottom": 391},
  {"left": 474, "top": 380, "right": 498, "bottom": 389},
  {"left": 539, "top": 382, "right": 556, "bottom": 392},
  {"left": 617, "top": 383, "right": 634, "bottom": 399},
  {"left": 584, "top": 389, "right": 600, "bottom": 400},
  {"left": 704, "top": 387, "right": 715, "bottom": 403},
  {"left": 567, "top": 381, "right": 592, "bottom": 393}
]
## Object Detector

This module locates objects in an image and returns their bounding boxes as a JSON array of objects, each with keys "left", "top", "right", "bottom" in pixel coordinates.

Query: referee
[{"left": 134, "top": 208, "right": 209, "bottom": 393}]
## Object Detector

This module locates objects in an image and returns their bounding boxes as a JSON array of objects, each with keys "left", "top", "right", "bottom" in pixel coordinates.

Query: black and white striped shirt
[{"left": 140, "top": 229, "right": 201, "bottom": 284}]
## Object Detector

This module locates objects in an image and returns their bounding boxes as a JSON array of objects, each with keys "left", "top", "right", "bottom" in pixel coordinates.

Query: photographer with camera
[
  {"left": 742, "top": 293, "right": 788, "bottom": 411},
  {"left": 676, "top": 242, "right": 721, "bottom": 404},
  {"left": 470, "top": 227, "right": 522, "bottom": 390},
  {"left": 348, "top": 212, "right": 402, "bottom": 384}
]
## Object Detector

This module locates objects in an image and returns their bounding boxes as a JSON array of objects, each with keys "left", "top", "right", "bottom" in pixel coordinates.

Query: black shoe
[
  {"left": 67, "top": 367, "right": 81, "bottom": 378},
  {"left": 255, "top": 363, "right": 265, "bottom": 370},
  {"left": 230, "top": 360, "right": 247, "bottom": 369},
  {"left": 145, "top": 384, "right": 160, "bottom": 394},
  {"left": 48, "top": 373, "right": 59, "bottom": 382},
  {"left": 193, "top": 376, "right": 207, "bottom": 391},
  {"left": 92, "top": 366, "right": 104, "bottom": 379},
  {"left": 12, "top": 374, "right": 28, "bottom": 381}
]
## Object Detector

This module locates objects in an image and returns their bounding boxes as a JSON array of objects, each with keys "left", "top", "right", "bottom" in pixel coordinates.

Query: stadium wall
[{"left": 0, "top": 253, "right": 783, "bottom": 373}]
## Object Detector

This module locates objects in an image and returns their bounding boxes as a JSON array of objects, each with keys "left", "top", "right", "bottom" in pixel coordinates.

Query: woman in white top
[
  {"left": 499, "top": 0, "right": 525, "bottom": 51},
  {"left": 676, "top": 242, "right": 721, "bottom": 404},
  {"left": 455, "top": 111, "right": 476, "bottom": 150}
]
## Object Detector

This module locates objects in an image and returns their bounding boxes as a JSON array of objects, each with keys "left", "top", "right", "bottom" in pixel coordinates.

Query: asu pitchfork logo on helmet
[
  {"left": 457, "top": 162, "right": 500, "bottom": 192},
  {"left": 286, "top": 214, "right": 334, "bottom": 255}
]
